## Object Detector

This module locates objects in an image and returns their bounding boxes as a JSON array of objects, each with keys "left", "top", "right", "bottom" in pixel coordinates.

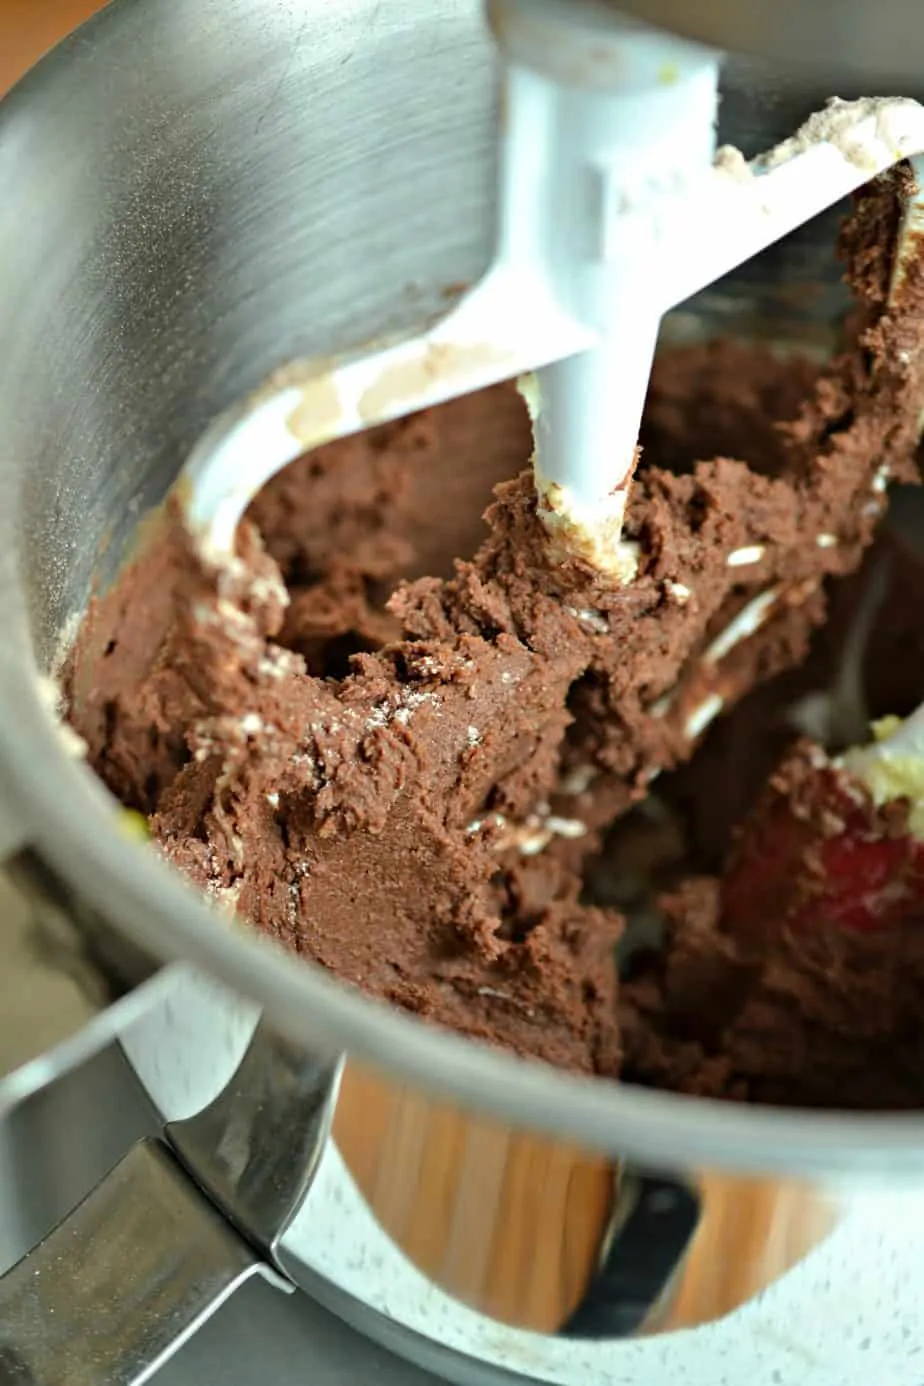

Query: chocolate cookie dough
[
  {"left": 621, "top": 727, "right": 924, "bottom": 1110},
  {"left": 65, "top": 171, "right": 924, "bottom": 1095}
]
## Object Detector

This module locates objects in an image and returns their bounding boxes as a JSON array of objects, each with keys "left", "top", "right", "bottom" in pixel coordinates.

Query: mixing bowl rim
[
  {"left": 3, "top": 0, "right": 924, "bottom": 1181},
  {"left": 2, "top": 649, "right": 924, "bottom": 1179}
]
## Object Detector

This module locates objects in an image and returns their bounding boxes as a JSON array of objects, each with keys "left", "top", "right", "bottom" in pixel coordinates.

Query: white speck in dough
[{"left": 726, "top": 545, "right": 765, "bottom": 568}]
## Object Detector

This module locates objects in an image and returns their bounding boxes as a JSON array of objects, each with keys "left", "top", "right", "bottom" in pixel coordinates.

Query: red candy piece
[
  {"left": 799, "top": 824, "right": 924, "bottom": 933},
  {"left": 721, "top": 752, "right": 924, "bottom": 936}
]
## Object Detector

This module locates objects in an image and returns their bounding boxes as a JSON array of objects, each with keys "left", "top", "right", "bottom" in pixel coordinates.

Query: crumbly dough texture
[{"left": 65, "top": 172, "right": 924, "bottom": 1098}]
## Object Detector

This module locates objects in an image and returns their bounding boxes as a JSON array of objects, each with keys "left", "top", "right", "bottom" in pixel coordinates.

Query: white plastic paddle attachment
[{"left": 180, "top": 0, "right": 924, "bottom": 576}]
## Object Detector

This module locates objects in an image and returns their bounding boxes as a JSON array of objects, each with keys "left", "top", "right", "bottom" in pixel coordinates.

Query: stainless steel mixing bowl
[{"left": 1, "top": 2, "right": 924, "bottom": 1383}]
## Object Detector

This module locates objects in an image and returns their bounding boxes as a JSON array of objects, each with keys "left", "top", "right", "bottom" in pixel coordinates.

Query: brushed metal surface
[
  {"left": 0, "top": 1141, "right": 274, "bottom": 1386},
  {"left": 0, "top": 17, "right": 923, "bottom": 1378},
  {"left": 3, "top": 3, "right": 922, "bottom": 1379}
]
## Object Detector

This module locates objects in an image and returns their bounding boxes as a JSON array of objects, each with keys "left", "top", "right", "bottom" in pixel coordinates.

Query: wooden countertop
[{"left": 1, "top": 0, "right": 107, "bottom": 95}]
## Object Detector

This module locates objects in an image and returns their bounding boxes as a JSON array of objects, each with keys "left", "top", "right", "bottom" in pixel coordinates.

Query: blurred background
[{"left": 2, "top": 0, "right": 105, "bottom": 94}]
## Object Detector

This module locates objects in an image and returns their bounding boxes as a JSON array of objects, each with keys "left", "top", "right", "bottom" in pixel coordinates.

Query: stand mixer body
[
  {"left": 0, "top": 2, "right": 924, "bottom": 1384},
  {"left": 587, "top": 0, "right": 924, "bottom": 82}
]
